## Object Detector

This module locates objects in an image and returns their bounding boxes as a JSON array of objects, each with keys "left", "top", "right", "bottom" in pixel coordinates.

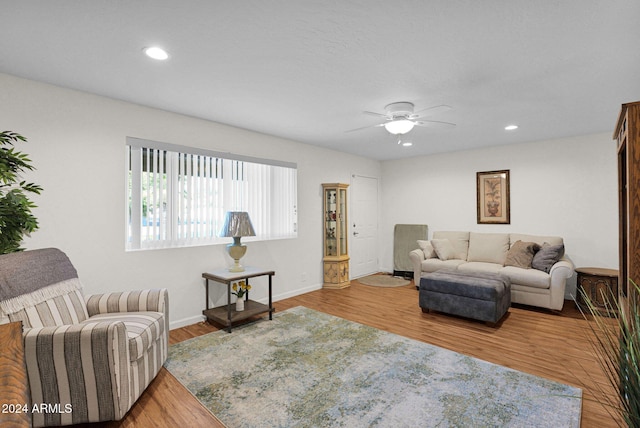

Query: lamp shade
[
  {"left": 384, "top": 119, "right": 415, "bottom": 135},
  {"left": 219, "top": 211, "right": 256, "bottom": 237}
]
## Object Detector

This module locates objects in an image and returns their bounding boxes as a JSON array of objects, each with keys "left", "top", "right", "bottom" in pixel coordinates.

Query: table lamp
[{"left": 219, "top": 211, "right": 256, "bottom": 272}]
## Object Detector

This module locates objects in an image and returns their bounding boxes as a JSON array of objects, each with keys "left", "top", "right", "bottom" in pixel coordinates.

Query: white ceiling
[{"left": 1, "top": 1, "right": 639, "bottom": 160}]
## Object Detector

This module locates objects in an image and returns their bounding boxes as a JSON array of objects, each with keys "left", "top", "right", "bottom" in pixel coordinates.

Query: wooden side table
[
  {"left": 203, "top": 266, "right": 275, "bottom": 333},
  {"left": 0, "top": 321, "right": 31, "bottom": 427},
  {"left": 575, "top": 267, "right": 619, "bottom": 317}
]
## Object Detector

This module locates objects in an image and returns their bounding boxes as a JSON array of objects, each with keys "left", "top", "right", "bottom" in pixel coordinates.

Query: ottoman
[{"left": 419, "top": 270, "right": 511, "bottom": 326}]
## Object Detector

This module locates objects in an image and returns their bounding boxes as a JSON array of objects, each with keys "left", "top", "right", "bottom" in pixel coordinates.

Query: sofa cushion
[
  {"left": 432, "top": 231, "right": 470, "bottom": 260},
  {"left": 431, "top": 239, "right": 459, "bottom": 260},
  {"left": 422, "top": 258, "right": 466, "bottom": 273},
  {"left": 500, "top": 266, "right": 550, "bottom": 289},
  {"left": 532, "top": 243, "right": 565, "bottom": 273},
  {"left": 458, "top": 262, "right": 503, "bottom": 274},
  {"left": 417, "top": 240, "right": 436, "bottom": 259},
  {"left": 504, "top": 240, "right": 541, "bottom": 269},
  {"left": 467, "top": 233, "right": 510, "bottom": 265}
]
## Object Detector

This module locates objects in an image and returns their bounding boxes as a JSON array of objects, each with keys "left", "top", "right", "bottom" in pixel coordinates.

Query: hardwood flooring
[{"left": 93, "top": 279, "right": 620, "bottom": 427}]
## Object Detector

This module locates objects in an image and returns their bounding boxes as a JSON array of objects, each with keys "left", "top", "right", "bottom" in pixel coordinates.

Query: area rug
[
  {"left": 357, "top": 274, "right": 410, "bottom": 287},
  {"left": 165, "top": 307, "right": 582, "bottom": 427}
]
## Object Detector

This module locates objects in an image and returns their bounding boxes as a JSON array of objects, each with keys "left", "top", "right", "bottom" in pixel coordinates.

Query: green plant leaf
[
  {"left": 0, "top": 131, "right": 42, "bottom": 253},
  {"left": 577, "top": 280, "right": 640, "bottom": 427}
]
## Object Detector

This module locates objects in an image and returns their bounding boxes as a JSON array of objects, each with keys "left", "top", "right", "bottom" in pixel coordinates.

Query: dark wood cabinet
[
  {"left": 575, "top": 267, "right": 619, "bottom": 316},
  {"left": 614, "top": 101, "right": 640, "bottom": 319}
]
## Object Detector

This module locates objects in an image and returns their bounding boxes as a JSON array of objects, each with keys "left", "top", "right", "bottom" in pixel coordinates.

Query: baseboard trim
[
  {"left": 272, "top": 283, "right": 322, "bottom": 301},
  {"left": 170, "top": 314, "right": 206, "bottom": 330}
]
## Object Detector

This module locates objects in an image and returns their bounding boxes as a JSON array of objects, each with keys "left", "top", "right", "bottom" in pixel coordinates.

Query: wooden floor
[{"left": 95, "top": 279, "right": 620, "bottom": 428}]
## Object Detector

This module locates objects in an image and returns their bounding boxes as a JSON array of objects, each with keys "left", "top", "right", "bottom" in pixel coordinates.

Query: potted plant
[
  {"left": 578, "top": 281, "right": 640, "bottom": 427},
  {"left": 232, "top": 280, "right": 251, "bottom": 311},
  {"left": 0, "top": 131, "right": 43, "bottom": 254}
]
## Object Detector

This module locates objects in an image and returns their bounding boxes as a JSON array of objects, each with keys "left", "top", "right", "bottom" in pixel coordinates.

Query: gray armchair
[{"left": 0, "top": 248, "right": 168, "bottom": 427}]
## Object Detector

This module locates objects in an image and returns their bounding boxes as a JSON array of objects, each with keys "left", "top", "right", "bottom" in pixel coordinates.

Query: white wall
[
  {"left": 0, "top": 73, "right": 381, "bottom": 328},
  {"left": 2, "top": 71, "right": 619, "bottom": 324},
  {"left": 379, "top": 133, "right": 619, "bottom": 298}
]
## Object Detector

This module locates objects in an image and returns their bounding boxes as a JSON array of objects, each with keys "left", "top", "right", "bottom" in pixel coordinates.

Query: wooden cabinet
[
  {"left": 614, "top": 101, "right": 640, "bottom": 319},
  {"left": 575, "top": 267, "right": 619, "bottom": 317},
  {"left": 322, "top": 183, "right": 350, "bottom": 288}
]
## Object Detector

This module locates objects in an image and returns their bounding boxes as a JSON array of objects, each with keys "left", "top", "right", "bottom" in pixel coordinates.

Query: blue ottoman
[{"left": 420, "top": 270, "right": 511, "bottom": 326}]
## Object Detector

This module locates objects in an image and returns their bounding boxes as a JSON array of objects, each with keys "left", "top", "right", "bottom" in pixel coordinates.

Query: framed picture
[{"left": 477, "top": 170, "right": 510, "bottom": 224}]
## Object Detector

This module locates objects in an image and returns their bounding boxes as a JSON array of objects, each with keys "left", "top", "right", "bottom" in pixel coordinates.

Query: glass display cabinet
[{"left": 322, "top": 183, "right": 350, "bottom": 288}]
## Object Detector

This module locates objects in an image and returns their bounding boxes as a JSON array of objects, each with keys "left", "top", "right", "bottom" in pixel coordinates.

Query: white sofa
[{"left": 409, "top": 231, "right": 574, "bottom": 311}]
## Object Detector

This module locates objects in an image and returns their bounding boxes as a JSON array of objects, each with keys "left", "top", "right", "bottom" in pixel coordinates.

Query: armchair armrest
[
  {"left": 86, "top": 288, "right": 169, "bottom": 335},
  {"left": 23, "top": 321, "right": 131, "bottom": 426},
  {"left": 86, "top": 288, "right": 168, "bottom": 315}
]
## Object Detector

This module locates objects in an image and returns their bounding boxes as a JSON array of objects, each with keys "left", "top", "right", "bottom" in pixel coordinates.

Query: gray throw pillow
[
  {"left": 532, "top": 242, "right": 565, "bottom": 273},
  {"left": 504, "top": 240, "right": 540, "bottom": 269}
]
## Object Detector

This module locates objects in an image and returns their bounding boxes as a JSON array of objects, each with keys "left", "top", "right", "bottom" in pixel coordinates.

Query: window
[{"left": 126, "top": 137, "right": 297, "bottom": 250}]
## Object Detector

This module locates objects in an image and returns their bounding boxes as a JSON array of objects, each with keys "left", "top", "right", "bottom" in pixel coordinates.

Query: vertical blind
[{"left": 126, "top": 137, "right": 297, "bottom": 250}]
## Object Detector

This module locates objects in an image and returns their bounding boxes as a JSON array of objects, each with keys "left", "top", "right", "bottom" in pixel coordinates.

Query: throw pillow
[
  {"left": 417, "top": 240, "right": 436, "bottom": 259},
  {"left": 504, "top": 240, "right": 541, "bottom": 269},
  {"left": 532, "top": 242, "right": 565, "bottom": 273},
  {"left": 467, "top": 232, "right": 510, "bottom": 264},
  {"left": 431, "top": 238, "right": 459, "bottom": 261}
]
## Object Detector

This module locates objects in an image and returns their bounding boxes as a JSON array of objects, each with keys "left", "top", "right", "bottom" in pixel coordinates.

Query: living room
[
  {"left": 1, "top": 1, "right": 638, "bottom": 427},
  {"left": 0, "top": 72, "right": 619, "bottom": 328}
]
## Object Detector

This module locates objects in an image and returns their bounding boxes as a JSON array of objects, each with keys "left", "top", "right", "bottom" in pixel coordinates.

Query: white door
[{"left": 350, "top": 174, "right": 378, "bottom": 278}]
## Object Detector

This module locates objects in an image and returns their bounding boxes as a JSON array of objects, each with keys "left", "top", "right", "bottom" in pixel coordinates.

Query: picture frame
[{"left": 477, "top": 170, "right": 510, "bottom": 224}]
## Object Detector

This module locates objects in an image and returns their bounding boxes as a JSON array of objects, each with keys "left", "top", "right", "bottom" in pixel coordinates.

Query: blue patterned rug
[{"left": 165, "top": 307, "right": 582, "bottom": 427}]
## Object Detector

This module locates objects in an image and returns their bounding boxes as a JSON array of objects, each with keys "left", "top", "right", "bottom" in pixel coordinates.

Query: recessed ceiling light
[
  {"left": 402, "top": 142, "right": 413, "bottom": 147},
  {"left": 144, "top": 46, "right": 169, "bottom": 60},
  {"left": 504, "top": 125, "right": 518, "bottom": 131}
]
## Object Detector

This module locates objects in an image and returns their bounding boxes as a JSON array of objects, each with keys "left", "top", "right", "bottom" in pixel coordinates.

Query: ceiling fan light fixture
[
  {"left": 384, "top": 119, "right": 415, "bottom": 135},
  {"left": 144, "top": 46, "right": 169, "bottom": 60}
]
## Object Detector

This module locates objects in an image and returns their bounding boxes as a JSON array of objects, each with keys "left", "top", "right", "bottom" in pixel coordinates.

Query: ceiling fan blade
[
  {"left": 345, "top": 123, "right": 385, "bottom": 133},
  {"left": 412, "top": 104, "right": 452, "bottom": 118},
  {"left": 362, "top": 110, "right": 390, "bottom": 118},
  {"left": 414, "top": 120, "right": 456, "bottom": 128}
]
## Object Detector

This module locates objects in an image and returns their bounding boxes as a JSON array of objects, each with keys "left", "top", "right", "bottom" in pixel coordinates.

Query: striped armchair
[{"left": 0, "top": 248, "right": 169, "bottom": 427}]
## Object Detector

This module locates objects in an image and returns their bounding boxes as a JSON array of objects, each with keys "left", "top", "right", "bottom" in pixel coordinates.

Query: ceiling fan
[{"left": 347, "top": 102, "right": 455, "bottom": 135}]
